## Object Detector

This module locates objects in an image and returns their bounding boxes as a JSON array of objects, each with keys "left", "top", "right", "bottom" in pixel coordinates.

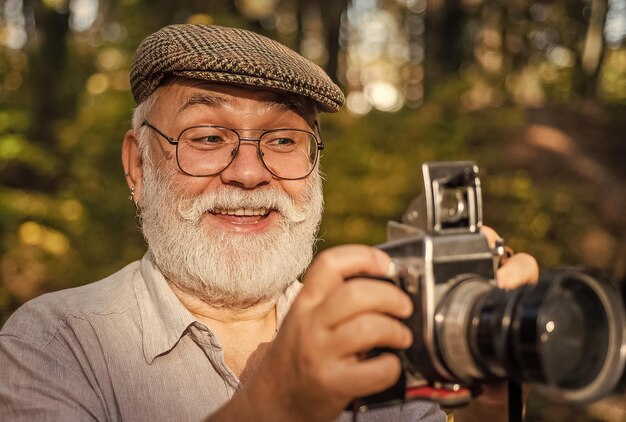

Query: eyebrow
[
  {"left": 177, "top": 93, "right": 228, "bottom": 114},
  {"left": 177, "top": 92, "right": 310, "bottom": 119}
]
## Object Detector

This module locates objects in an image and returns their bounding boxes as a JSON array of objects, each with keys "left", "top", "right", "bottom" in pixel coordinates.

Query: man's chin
[{"left": 163, "top": 264, "right": 293, "bottom": 310}]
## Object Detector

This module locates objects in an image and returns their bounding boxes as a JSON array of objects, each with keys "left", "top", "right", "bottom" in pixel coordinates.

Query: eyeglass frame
[{"left": 141, "top": 119, "right": 324, "bottom": 180}]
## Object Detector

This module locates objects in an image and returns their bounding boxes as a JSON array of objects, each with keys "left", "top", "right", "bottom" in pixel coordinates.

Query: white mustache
[{"left": 177, "top": 187, "right": 309, "bottom": 224}]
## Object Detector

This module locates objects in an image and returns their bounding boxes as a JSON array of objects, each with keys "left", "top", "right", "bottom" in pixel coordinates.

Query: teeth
[{"left": 214, "top": 208, "right": 268, "bottom": 216}]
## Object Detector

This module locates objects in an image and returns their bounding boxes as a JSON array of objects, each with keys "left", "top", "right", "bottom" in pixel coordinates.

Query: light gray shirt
[{"left": 0, "top": 252, "right": 445, "bottom": 421}]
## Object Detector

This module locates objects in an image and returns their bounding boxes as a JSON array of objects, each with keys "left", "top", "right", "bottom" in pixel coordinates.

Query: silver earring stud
[{"left": 128, "top": 187, "right": 140, "bottom": 210}]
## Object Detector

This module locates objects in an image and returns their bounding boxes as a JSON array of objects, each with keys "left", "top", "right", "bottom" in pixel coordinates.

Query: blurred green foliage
[
  {"left": 1, "top": 1, "right": 626, "bottom": 420},
  {"left": 1, "top": 5, "right": 626, "bottom": 420},
  {"left": 1, "top": 0, "right": 624, "bottom": 320}
]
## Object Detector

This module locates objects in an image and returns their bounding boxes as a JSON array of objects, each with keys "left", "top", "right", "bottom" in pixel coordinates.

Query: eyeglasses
[{"left": 142, "top": 120, "right": 324, "bottom": 180}]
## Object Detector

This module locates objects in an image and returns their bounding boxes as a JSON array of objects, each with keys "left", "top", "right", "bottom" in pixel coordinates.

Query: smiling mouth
[{"left": 211, "top": 208, "right": 271, "bottom": 217}]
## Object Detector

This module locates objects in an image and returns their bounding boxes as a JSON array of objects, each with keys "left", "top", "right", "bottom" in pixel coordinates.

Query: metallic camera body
[
  {"left": 381, "top": 161, "right": 495, "bottom": 384},
  {"left": 351, "top": 161, "right": 502, "bottom": 411}
]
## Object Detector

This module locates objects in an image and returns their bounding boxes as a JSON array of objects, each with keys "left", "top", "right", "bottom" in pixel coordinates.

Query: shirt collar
[
  {"left": 134, "top": 251, "right": 303, "bottom": 364},
  {"left": 135, "top": 252, "right": 197, "bottom": 364},
  {"left": 276, "top": 280, "right": 302, "bottom": 328}
]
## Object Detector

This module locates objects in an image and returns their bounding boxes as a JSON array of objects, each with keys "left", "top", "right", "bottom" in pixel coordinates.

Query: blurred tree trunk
[
  {"left": 580, "top": 0, "right": 607, "bottom": 98},
  {"left": 6, "top": 1, "right": 73, "bottom": 192},
  {"left": 294, "top": 0, "right": 304, "bottom": 52},
  {"left": 319, "top": 0, "right": 348, "bottom": 83},
  {"left": 424, "top": 0, "right": 467, "bottom": 88},
  {"left": 26, "top": 1, "right": 71, "bottom": 142}
]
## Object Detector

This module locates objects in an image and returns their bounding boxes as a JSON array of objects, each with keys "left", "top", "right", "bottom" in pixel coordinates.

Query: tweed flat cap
[{"left": 131, "top": 24, "right": 345, "bottom": 112}]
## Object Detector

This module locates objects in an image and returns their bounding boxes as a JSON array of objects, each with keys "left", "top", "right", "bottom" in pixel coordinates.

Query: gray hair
[{"left": 131, "top": 93, "right": 159, "bottom": 163}]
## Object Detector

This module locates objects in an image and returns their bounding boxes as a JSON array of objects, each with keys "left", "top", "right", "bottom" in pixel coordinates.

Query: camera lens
[
  {"left": 509, "top": 270, "right": 624, "bottom": 401},
  {"left": 434, "top": 270, "right": 625, "bottom": 402},
  {"left": 533, "top": 278, "right": 608, "bottom": 388}
]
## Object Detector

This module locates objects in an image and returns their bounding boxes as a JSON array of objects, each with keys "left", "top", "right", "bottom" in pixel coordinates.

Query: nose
[{"left": 219, "top": 141, "right": 273, "bottom": 188}]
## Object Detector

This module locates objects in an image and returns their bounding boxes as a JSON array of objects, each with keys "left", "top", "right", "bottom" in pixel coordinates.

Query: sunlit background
[{"left": 1, "top": 1, "right": 626, "bottom": 420}]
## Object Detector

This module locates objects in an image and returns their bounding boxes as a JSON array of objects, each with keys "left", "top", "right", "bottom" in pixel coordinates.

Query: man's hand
[
  {"left": 211, "top": 245, "right": 414, "bottom": 421},
  {"left": 481, "top": 226, "right": 539, "bottom": 289},
  {"left": 212, "top": 229, "right": 539, "bottom": 422}
]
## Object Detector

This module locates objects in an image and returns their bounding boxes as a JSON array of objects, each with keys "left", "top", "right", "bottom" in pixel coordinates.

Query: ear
[{"left": 122, "top": 129, "right": 144, "bottom": 205}]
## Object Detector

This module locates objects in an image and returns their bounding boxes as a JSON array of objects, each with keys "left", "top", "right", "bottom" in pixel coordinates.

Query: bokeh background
[{"left": 1, "top": 0, "right": 625, "bottom": 420}]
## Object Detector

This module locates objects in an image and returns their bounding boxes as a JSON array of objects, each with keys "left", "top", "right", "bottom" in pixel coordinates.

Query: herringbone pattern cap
[{"left": 131, "top": 24, "right": 345, "bottom": 112}]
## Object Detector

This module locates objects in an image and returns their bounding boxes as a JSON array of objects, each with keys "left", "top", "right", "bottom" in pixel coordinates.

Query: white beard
[{"left": 139, "top": 163, "right": 323, "bottom": 309}]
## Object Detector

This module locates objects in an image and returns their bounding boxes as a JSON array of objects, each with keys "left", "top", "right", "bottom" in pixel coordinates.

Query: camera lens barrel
[
  {"left": 432, "top": 269, "right": 626, "bottom": 402},
  {"left": 436, "top": 279, "right": 496, "bottom": 381}
]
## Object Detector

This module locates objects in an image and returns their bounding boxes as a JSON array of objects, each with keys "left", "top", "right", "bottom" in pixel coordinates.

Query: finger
[
  {"left": 497, "top": 252, "right": 539, "bottom": 289},
  {"left": 480, "top": 225, "right": 501, "bottom": 248},
  {"left": 300, "top": 245, "right": 391, "bottom": 305},
  {"left": 316, "top": 279, "right": 413, "bottom": 327},
  {"left": 312, "top": 354, "right": 403, "bottom": 399},
  {"left": 329, "top": 313, "right": 412, "bottom": 356},
  {"left": 336, "top": 353, "right": 404, "bottom": 398}
]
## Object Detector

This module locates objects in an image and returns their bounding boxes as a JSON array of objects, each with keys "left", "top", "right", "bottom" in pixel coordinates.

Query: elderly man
[{"left": 0, "top": 24, "right": 537, "bottom": 421}]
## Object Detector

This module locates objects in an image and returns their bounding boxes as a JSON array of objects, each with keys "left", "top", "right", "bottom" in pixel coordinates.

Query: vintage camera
[{"left": 354, "top": 161, "right": 626, "bottom": 411}]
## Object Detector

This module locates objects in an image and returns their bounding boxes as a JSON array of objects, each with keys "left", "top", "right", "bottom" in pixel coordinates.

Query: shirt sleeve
[{"left": 0, "top": 332, "right": 106, "bottom": 421}]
